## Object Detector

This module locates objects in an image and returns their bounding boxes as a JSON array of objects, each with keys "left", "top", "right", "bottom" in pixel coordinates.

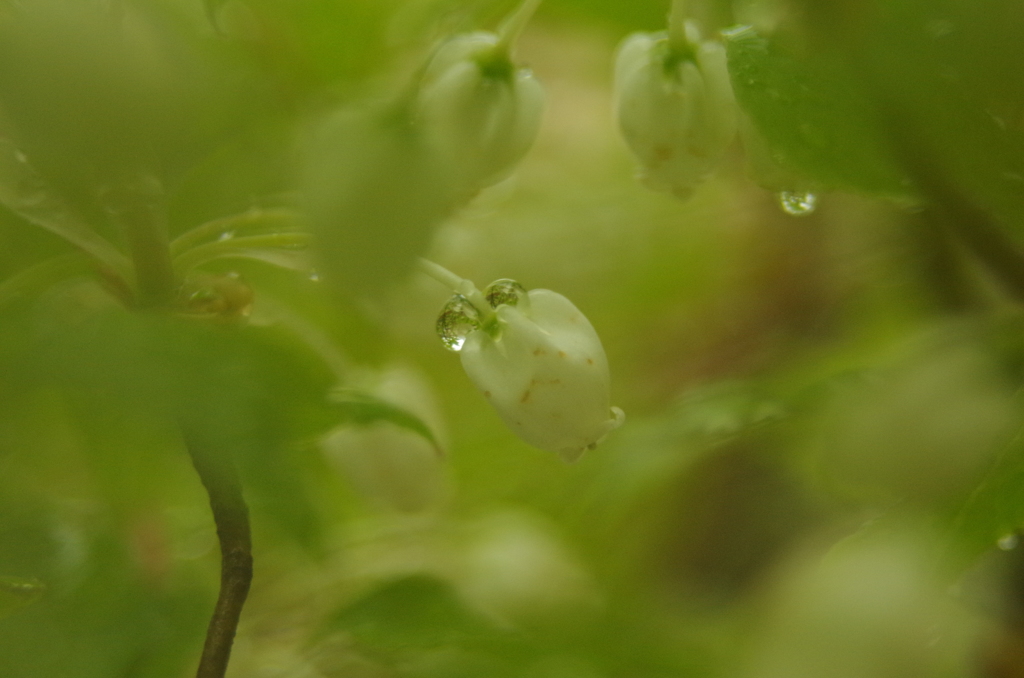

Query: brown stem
[{"left": 185, "top": 435, "right": 252, "bottom": 678}]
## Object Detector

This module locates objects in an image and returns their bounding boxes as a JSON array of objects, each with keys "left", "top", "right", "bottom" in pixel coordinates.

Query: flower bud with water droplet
[
  {"left": 614, "top": 21, "right": 737, "bottom": 199},
  {"left": 416, "top": 0, "right": 544, "bottom": 197},
  {"left": 449, "top": 276, "right": 622, "bottom": 462},
  {"left": 437, "top": 294, "right": 482, "bottom": 352}
]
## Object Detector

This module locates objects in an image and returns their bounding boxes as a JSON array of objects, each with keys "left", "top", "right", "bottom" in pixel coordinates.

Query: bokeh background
[{"left": 1, "top": 0, "right": 1024, "bottom": 676}]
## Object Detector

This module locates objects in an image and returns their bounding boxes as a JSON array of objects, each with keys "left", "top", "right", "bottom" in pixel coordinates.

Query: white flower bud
[
  {"left": 614, "top": 24, "right": 737, "bottom": 199},
  {"left": 416, "top": 23, "right": 544, "bottom": 195},
  {"left": 421, "top": 260, "right": 623, "bottom": 462},
  {"left": 456, "top": 282, "right": 623, "bottom": 462}
]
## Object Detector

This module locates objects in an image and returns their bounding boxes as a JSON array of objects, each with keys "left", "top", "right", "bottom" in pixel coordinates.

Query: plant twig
[{"left": 185, "top": 434, "right": 252, "bottom": 678}]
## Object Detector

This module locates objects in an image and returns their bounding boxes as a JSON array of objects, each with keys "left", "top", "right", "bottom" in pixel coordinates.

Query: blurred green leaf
[
  {"left": 330, "top": 388, "right": 443, "bottom": 455},
  {"left": 790, "top": 0, "right": 1024, "bottom": 228},
  {"left": 302, "top": 104, "right": 458, "bottom": 297},
  {"left": 945, "top": 431, "right": 1024, "bottom": 570},
  {"left": 328, "top": 574, "right": 490, "bottom": 653},
  {"left": 724, "top": 26, "right": 909, "bottom": 196},
  {"left": 0, "top": 140, "right": 130, "bottom": 275}
]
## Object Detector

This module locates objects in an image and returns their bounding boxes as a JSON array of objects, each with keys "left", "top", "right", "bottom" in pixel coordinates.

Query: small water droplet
[
  {"left": 484, "top": 278, "right": 528, "bottom": 309},
  {"left": 308, "top": 271, "right": 320, "bottom": 281},
  {"left": 436, "top": 294, "right": 481, "bottom": 352},
  {"left": 13, "top": 150, "right": 28, "bottom": 164},
  {"left": 777, "top": 190, "right": 818, "bottom": 216},
  {"left": 998, "top": 533, "right": 1018, "bottom": 550},
  {"left": 218, "top": 231, "right": 235, "bottom": 241}
]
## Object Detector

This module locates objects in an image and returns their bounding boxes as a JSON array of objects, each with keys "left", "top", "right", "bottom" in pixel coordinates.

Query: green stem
[
  {"left": 495, "top": 0, "right": 543, "bottom": 53},
  {"left": 184, "top": 433, "right": 252, "bottom": 678},
  {"left": 171, "top": 209, "right": 300, "bottom": 259},
  {"left": 668, "top": 0, "right": 690, "bottom": 52},
  {"left": 417, "top": 258, "right": 495, "bottom": 321},
  {"left": 103, "top": 176, "right": 175, "bottom": 309}
]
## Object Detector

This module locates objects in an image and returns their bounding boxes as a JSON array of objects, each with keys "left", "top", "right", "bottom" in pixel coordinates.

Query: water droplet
[
  {"left": 436, "top": 294, "right": 481, "bottom": 352},
  {"left": 998, "top": 533, "right": 1018, "bottom": 550},
  {"left": 484, "top": 278, "right": 528, "bottom": 309},
  {"left": 777, "top": 191, "right": 818, "bottom": 216},
  {"left": 308, "top": 271, "right": 320, "bottom": 281},
  {"left": 218, "top": 230, "right": 235, "bottom": 241},
  {"left": 13, "top": 150, "right": 28, "bottom": 164}
]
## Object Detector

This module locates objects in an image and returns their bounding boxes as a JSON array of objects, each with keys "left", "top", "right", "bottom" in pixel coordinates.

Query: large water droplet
[
  {"left": 308, "top": 270, "right": 320, "bottom": 282},
  {"left": 484, "top": 278, "right": 528, "bottom": 309},
  {"left": 436, "top": 294, "right": 481, "bottom": 352},
  {"left": 777, "top": 191, "right": 818, "bottom": 216},
  {"left": 998, "top": 533, "right": 1019, "bottom": 550}
]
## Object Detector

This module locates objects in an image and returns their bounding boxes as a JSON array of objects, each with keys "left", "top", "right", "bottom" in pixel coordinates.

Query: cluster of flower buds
[
  {"left": 415, "top": 0, "right": 545, "bottom": 198},
  {"left": 614, "top": 11, "right": 737, "bottom": 199},
  {"left": 424, "top": 260, "right": 623, "bottom": 462}
]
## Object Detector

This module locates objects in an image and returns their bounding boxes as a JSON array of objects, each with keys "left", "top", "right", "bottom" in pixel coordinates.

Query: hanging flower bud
[
  {"left": 416, "top": 0, "right": 544, "bottom": 197},
  {"left": 614, "top": 20, "right": 737, "bottom": 199},
  {"left": 422, "top": 260, "right": 623, "bottom": 462}
]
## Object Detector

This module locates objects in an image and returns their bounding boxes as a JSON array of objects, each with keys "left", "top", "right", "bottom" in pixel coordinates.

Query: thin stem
[
  {"left": 417, "top": 258, "right": 465, "bottom": 290},
  {"left": 185, "top": 433, "right": 252, "bottom": 678},
  {"left": 171, "top": 209, "right": 300, "bottom": 259},
  {"left": 668, "top": 0, "right": 690, "bottom": 51},
  {"left": 495, "top": 0, "right": 543, "bottom": 53},
  {"left": 103, "top": 175, "right": 176, "bottom": 309},
  {"left": 417, "top": 258, "right": 496, "bottom": 321}
]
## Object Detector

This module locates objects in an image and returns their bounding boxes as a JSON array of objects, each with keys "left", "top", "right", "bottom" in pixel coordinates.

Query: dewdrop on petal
[
  {"left": 421, "top": 260, "right": 624, "bottom": 462},
  {"left": 416, "top": 0, "right": 544, "bottom": 195},
  {"left": 614, "top": 19, "right": 737, "bottom": 199}
]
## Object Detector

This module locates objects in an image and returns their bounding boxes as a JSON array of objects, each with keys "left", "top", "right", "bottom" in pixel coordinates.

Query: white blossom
[{"left": 614, "top": 23, "right": 737, "bottom": 199}]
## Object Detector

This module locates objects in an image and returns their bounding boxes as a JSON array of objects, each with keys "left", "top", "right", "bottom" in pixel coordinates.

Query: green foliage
[
  {"left": 1, "top": 0, "right": 1024, "bottom": 677},
  {"left": 724, "top": 26, "right": 908, "bottom": 195}
]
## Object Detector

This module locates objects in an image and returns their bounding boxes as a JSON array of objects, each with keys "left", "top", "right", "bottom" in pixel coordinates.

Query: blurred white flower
[
  {"left": 614, "top": 22, "right": 737, "bottom": 199},
  {"left": 459, "top": 511, "right": 600, "bottom": 627},
  {"left": 416, "top": 0, "right": 544, "bottom": 197}
]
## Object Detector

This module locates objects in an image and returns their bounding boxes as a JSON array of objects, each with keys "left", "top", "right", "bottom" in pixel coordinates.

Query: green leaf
[
  {"left": 330, "top": 389, "right": 443, "bottom": 455},
  {"left": 724, "top": 26, "right": 909, "bottom": 196},
  {"left": 327, "top": 574, "right": 491, "bottom": 653},
  {"left": 0, "top": 140, "right": 131, "bottom": 276},
  {"left": 945, "top": 431, "right": 1024, "bottom": 570}
]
